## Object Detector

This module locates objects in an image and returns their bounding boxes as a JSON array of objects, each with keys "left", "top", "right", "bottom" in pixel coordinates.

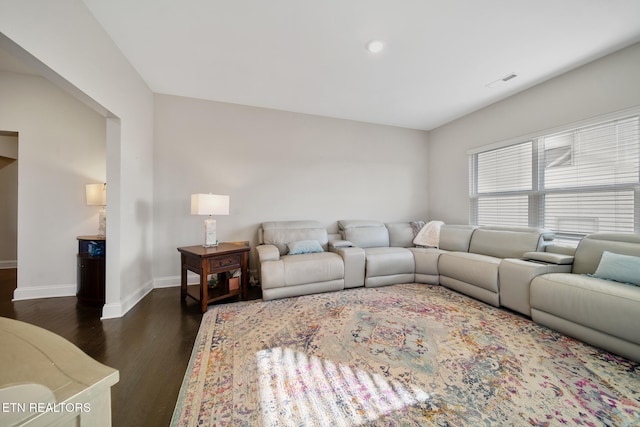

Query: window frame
[{"left": 468, "top": 107, "right": 640, "bottom": 242}]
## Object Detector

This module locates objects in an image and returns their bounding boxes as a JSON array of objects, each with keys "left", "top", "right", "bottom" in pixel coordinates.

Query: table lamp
[
  {"left": 86, "top": 183, "right": 107, "bottom": 236},
  {"left": 191, "top": 194, "right": 229, "bottom": 247}
]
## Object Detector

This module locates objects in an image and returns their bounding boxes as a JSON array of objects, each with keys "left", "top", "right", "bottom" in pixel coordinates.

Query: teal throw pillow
[
  {"left": 594, "top": 251, "right": 640, "bottom": 286},
  {"left": 287, "top": 240, "right": 324, "bottom": 255}
]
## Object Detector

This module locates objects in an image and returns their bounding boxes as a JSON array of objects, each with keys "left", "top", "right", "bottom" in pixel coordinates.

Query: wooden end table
[{"left": 177, "top": 242, "right": 250, "bottom": 313}]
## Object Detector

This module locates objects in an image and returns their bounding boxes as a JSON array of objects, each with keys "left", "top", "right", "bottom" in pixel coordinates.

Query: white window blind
[
  {"left": 470, "top": 141, "right": 532, "bottom": 227},
  {"left": 542, "top": 117, "right": 639, "bottom": 190},
  {"left": 476, "top": 141, "right": 532, "bottom": 193},
  {"left": 469, "top": 110, "right": 640, "bottom": 240},
  {"left": 544, "top": 191, "right": 635, "bottom": 235},
  {"left": 476, "top": 195, "right": 529, "bottom": 227}
]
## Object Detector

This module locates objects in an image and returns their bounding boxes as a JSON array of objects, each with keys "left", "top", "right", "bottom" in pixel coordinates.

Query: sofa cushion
[
  {"left": 287, "top": 239, "right": 324, "bottom": 255},
  {"left": 593, "top": 251, "right": 640, "bottom": 286},
  {"left": 386, "top": 222, "right": 416, "bottom": 247},
  {"left": 469, "top": 227, "right": 551, "bottom": 259},
  {"left": 409, "top": 247, "right": 445, "bottom": 277},
  {"left": 531, "top": 273, "right": 640, "bottom": 344},
  {"left": 280, "top": 252, "right": 344, "bottom": 287},
  {"left": 438, "top": 225, "right": 477, "bottom": 252},
  {"left": 573, "top": 232, "right": 640, "bottom": 274},
  {"left": 364, "top": 247, "right": 414, "bottom": 277},
  {"left": 261, "top": 221, "right": 328, "bottom": 255},
  {"left": 338, "top": 220, "right": 389, "bottom": 248},
  {"left": 438, "top": 252, "right": 501, "bottom": 293}
]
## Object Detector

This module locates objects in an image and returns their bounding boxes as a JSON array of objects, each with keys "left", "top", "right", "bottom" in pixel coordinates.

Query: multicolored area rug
[{"left": 171, "top": 284, "right": 640, "bottom": 426}]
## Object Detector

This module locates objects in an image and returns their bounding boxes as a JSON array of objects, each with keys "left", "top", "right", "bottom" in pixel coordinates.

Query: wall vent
[{"left": 486, "top": 72, "right": 518, "bottom": 88}]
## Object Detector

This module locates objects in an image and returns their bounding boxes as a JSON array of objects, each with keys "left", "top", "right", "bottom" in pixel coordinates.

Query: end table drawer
[
  {"left": 184, "top": 256, "right": 202, "bottom": 271},
  {"left": 208, "top": 254, "right": 241, "bottom": 271}
]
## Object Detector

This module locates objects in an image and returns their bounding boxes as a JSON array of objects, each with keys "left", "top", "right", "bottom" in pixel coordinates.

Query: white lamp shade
[
  {"left": 191, "top": 194, "right": 229, "bottom": 216},
  {"left": 86, "top": 183, "right": 106, "bottom": 206}
]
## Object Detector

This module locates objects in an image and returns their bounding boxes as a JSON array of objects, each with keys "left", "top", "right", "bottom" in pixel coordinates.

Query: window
[{"left": 469, "top": 109, "right": 640, "bottom": 242}]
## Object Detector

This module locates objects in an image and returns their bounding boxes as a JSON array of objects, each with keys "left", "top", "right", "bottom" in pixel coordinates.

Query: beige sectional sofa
[
  {"left": 256, "top": 221, "right": 347, "bottom": 301},
  {"left": 258, "top": 220, "right": 551, "bottom": 305},
  {"left": 410, "top": 224, "right": 478, "bottom": 284},
  {"left": 337, "top": 220, "right": 416, "bottom": 288},
  {"left": 256, "top": 220, "right": 640, "bottom": 361},
  {"left": 438, "top": 226, "right": 555, "bottom": 307},
  {"left": 529, "top": 233, "right": 640, "bottom": 362}
]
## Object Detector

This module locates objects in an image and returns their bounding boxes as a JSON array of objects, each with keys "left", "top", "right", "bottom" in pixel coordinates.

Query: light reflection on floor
[{"left": 257, "top": 347, "right": 431, "bottom": 426}]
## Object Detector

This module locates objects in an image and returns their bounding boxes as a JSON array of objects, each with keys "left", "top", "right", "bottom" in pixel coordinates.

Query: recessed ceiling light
[{"left": 366, "top": 40, "right": 384, "bottom": 53}]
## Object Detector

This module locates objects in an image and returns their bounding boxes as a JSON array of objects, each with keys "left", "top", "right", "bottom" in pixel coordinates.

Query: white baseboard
[
  {"left": 0, "top": 260, "right": 17, "bottom": 269},
  {"left": 10, "top": 278, "right": 167, "bottom": 320},
  {"left": 12, "top": 284, "right": 76, "bottom": 301},
  {"left": 153, "top": 276, "right": 181, "bottom": 288},
  {"left": 101, "top": 303, "right": 124, "bottom": 320},
  {"left": 153, "top": 275, "right": 199, "bottom": 288},
  {"left": 101, "top": 280, "right": 154, "bottom": 320},
  {"left": 154, "top": 271, "right": 260, "bottom": 289}
]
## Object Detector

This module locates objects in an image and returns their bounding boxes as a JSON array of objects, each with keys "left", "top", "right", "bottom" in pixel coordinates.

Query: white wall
[
  {"left": 153, "top": 95, "right": 429, "bottom": 283},
  {"left": 1, "top": 0, "right": 154, "bottom": 318},
  {"left": 428, "top": 42, "right": 640, "bottom": 224},
  {"left": 0, "top": 71, "right": 105, "bottom": 295}
]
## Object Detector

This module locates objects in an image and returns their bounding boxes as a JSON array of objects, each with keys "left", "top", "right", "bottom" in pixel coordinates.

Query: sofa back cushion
[
  {"left": 386, "top": 222, "right": 416, "bottom": 248},
  {"left": 438, "top": 225, "right": 477, "bottom": 252},
  {"left": 469, "top": 226, "right": 554, "bottom": 259},
  {"left": 338, "top": 220, "right": 389, "bottom": 248},
  {"left": 573, "top": 232, "right": 640, "bottom": 274},
  {"left": 260, "top": 220, "right": 328, "bottom": 256}
]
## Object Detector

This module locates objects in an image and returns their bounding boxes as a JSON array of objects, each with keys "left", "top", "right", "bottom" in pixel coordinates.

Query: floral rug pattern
[{"left": 171, "top": 284, "right": 640, "bottom": 426}]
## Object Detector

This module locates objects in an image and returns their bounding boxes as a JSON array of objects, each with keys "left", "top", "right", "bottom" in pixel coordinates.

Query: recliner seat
[
  {"left": 530, "top": 232, "right": 640, "bottom": 362},
  {"left": 257, "top": 221, "right": 350, "bottom": 301},
  {"left": 438, "top": 226, "right": 555, "bottom": 307},
  {"left": 338, "top": 220, "right": 415, "bottom": 288}
]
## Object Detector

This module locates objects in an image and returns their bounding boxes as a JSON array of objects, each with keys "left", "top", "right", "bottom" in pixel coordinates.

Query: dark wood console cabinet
[{"left": 77, "top": 235, "right": 106, "bottom": 306}]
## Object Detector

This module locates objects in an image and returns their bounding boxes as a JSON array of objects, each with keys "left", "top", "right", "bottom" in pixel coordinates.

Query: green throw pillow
[{"left": 594, "top": 251, "right": 640, "bottom": 286}]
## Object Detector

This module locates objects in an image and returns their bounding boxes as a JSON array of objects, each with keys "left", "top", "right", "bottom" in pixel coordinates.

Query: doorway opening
[{"left": 0, "top": 131, "right": 18, "bottom": 303}]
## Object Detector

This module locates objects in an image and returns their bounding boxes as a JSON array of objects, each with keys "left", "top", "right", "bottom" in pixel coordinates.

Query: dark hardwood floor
[{"left": 0, "top": 268, "right": 261, "bottom": 426}]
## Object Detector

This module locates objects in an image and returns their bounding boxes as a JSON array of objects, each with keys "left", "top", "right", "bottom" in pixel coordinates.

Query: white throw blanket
[{"left": 413, "top": 220, "right": 445, "bottom": 248}]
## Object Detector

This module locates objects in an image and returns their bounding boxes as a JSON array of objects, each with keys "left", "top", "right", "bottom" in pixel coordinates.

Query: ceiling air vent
[{"left": 486, "top": 72, "right": 518, "bottom": 88}]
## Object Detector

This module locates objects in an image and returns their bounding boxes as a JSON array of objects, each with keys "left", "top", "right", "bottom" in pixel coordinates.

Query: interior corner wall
[
  {"left": 1, "top": 0, "right": 154, "bottom": 318},
  {"left": 0, "top": 134, "right": 18, "bottom": 266},
  {"left": 0, "top": 158, "right": 17, "bottom": 266},
  {"left": 0, "top": 71, "right": 105, "bottom": 296},
  {"left": 427, "top": 42, "right": 640, "bottom": 224},
  {"left": 152, "top": 94, "right": 429, "bottom": 283}
]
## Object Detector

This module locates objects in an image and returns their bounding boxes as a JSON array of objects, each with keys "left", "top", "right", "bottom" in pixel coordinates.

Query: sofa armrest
[
  {"left": 256, "top": 244, "right": 281, "bottom": 287},
  {"left": 329, "top": 239, "right": 354, "bottom": 249},
  {"left": 256, "top": 244, "right": 280, "bottom": 263},
  {"left": 524, "top": 251, "right": 574, "bottom": 265},
  {"left": 331, "top": 246, "right": 365, "bottom": 288},
  {"left": 545, "top": 243, "right": 577, "bottom": 256},
  {"left": 500, "top": 258, "right": 573, "bottom": 316}
]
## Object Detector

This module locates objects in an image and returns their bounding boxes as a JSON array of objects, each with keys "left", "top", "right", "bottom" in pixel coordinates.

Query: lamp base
[
  {"left": 203, "top": 217, "right": 218, "bottom": 247},
  {"left": 98, "top": 206, "right": 106, "bottom": 237}
]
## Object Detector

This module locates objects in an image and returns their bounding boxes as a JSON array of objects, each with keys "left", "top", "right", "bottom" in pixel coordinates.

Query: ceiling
[{"left": 5, "top": 1, "right": 640, "bottom": 131}]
